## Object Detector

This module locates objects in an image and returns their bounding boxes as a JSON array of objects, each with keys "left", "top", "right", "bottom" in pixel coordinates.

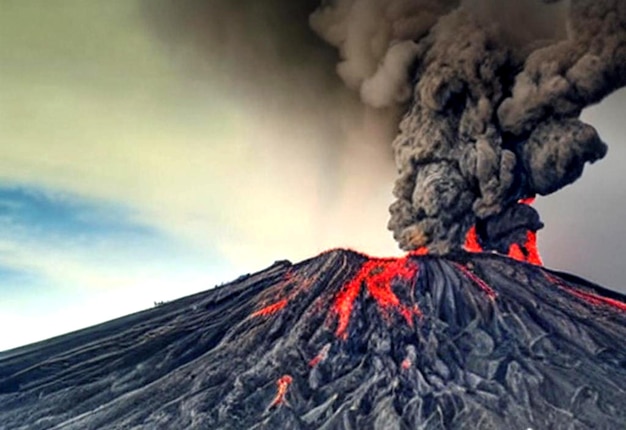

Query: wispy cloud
[{"left": 0, "top": 185, "right": 235, "bottom": 351}]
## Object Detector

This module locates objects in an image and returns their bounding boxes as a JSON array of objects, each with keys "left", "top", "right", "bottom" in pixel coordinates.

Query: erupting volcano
[
  {"left": 3, "top": 249, "right": 626, "bottom": 429},
  {"left": 2, "top": 0, "right": 626, "bottom": 429}
]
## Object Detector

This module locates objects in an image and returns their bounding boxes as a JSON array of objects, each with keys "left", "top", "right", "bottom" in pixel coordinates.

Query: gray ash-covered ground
[{"left": 2, "top": 249, "right": 626, "bottom": 429}]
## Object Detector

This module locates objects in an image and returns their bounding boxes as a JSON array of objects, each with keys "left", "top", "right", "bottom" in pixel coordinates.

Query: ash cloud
[{"left": 312, "top": 0, "right": 624, "bottom": 253}]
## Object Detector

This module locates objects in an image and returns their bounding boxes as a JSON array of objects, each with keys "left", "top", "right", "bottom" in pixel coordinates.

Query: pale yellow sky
[{"left": 0, "top": 1, "right": 401, "bottom": 274}]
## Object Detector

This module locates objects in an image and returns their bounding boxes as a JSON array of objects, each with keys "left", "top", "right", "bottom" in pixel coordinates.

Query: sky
[{"left": 1, "top": 0, "right": 625, "bottom": 351}]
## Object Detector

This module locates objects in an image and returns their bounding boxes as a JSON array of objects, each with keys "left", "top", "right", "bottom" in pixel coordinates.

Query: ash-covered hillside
[{"left": 2, "top": 249, "right": 626, "bottom": 429}]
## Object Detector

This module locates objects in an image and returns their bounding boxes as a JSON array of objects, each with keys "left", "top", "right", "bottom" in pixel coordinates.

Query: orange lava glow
[
  {"left": 545, "top": 273, "right": 626, "bottom": 312},
  {"left": 252, "top": 298, "right": 288, "bottom": 318},
  {"left": 309, "top": 355, "right": 323, "bottom": 368},
  {"left": 331, "top": 256, "right": 421, "bottom": 339},
  {"left": 309, "top": 343, "right": 331, "bottom": 367},
  {"left": 507, "top": 230, "right": 543, "bottom": 265},
  {"left": 508, "top": 243, "right": 525, "bottom": 261},
  {"left": 454, "top": 263, "right": 497, "bottom": 299},
  {"left": 524, "top": 231, "right": 543, "bottom": 265},
  {"left": 518, "top": 197, "right": 536, "bottom": 205},
  {"left": 463, "top": 225, "right": 483, "bottom": 253},
  {"left": 412, "top": 247, "right": 430, "bottom": 256},
  {"left": 269, "top": 375, "right": 293, "bottom": 408},
  {"left": 462, "top": 221, "right": 543, "bottom": 266}
]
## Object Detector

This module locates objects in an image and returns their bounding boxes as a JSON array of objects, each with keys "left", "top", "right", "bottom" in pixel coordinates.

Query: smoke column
[{"left": 311, "top": 0, "right": 626, "bottom": 254}]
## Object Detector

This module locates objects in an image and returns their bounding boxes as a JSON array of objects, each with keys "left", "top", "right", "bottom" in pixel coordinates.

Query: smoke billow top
[{"left": 310, "top": 0, "right": 626, "bottom": 254}]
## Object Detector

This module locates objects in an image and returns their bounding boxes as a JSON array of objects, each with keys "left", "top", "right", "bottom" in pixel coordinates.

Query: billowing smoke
[{"left": 311, "top": 0, "right": 625, "bottom": 254}]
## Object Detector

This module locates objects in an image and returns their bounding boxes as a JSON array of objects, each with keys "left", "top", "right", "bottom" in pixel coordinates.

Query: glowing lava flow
[
  {"left": 523, "top": 231, "right": 543, "bottom": 265},
  {"left": 545, "top": 273, "right": 626, "bottom": 312},
  {"left": 454, "top": 263, "right": 497, "bottom": 299},
  {"left": 269, "top": 375, "right": 293, "bottom": 408},
  {"left": 510, "top": 198, "right": 543, "bottom": 265},
  {"left": 251, "top": 299, "right": 288, "bottom": 317},
  {"left": 309, "top": 343, "right": 331, "bottom": 367},
  {"left": 507, "top": 231, "right": 543, "bottom": 265},
  {"left": 330, "top": 255, "right": 420, "bottom": 339},
  {"left": 463, "top": 225, "right": 483, "bottom": 253},
  {"left": 251, "top": 269, "right": 314, "bottom": 318}
]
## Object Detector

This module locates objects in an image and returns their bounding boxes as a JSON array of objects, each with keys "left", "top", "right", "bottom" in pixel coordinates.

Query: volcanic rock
[{"left": 2, "top": 249, "right": 626, "bottom": 429}]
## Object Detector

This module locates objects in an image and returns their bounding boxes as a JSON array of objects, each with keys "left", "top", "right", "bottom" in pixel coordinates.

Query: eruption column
[{"left": 311, "top": 0, "right": 625, "bottom": 256}]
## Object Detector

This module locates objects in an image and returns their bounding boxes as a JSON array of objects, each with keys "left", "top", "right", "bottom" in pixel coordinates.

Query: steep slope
[{"left": 1, "top": 249, "right": 626, "bottom": 429}]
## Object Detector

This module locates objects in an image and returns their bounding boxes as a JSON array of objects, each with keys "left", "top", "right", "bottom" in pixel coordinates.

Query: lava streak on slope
[
  {"left": 269, "top": 375, "right": 293, "bottom": 408},
  {"left": 330, "top": 255, "right": 421, "bottom": 339},
  {"left": 545, "top": 272, "right": 626, "bottom": 313}
]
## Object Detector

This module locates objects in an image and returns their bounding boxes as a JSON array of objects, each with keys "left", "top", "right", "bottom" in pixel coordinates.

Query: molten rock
[{"left": 2, "top": 250, "right": 626, "bottom": 429}]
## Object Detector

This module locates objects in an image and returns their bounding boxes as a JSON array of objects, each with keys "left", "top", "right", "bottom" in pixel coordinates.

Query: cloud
[{"left": 0, "top": 185, "right": 236, "bottom": 351}]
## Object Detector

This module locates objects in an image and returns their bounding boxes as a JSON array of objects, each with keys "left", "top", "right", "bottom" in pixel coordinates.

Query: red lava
[
  {"left": 464, "top": 225, "right": 483, "bottom": 253},
  {"left": 462, "top": 197, "right": 543, "bottom": 266},
  {"left": 507, "top": 231, "right": 543, "bottom": 265},
  {"left": 251, "top": 299, "right": 288, "bottom": 318},
  {"left": 309, "top": 344, "right": 331, "bottom": 367},
  {"left": 269, "top": 375, "right": 293, "bottom": 408},
  {"left": 454, "top": 263, "right": 497, "bottom": 299},
  {"left": 252, "top": 225, "right": 542, "bottom": 337},
  {"left": 545, "top": 273, "right": 626, "bottom": 312},
  {"left": 331, "top": 255, "right": 421, "bottom": 339}
]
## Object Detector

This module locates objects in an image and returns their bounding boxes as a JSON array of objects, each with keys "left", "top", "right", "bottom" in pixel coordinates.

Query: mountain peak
[{"left": 2, "top": 251, "right": 626, "bottom": 429}]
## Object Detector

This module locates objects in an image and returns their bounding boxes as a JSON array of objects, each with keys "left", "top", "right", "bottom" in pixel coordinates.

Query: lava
[
  {"left": 518, "top": 197, "right": 536, "bottom": 206},
  {"left": 524, "top": 231, "right": 543, "bottom": 265},
  {"left": 251, "top": 253, "right": 422, "bottom": 340},
  {"left": 330, "top": 255, "right": 421, "bottom": 339},
  {"left": 309, "top": 343, "right": 331, "bottom": 367},
  {"left": 251, "top": 269, "right": 315, "bottom": 318},
  {"left": 461, "top": 221, "right": 542, "bottom": 266},
  {"left": 251, "top": 299, "right": 288, "bottom": 317},
  {"left": 251, "top": 233, "right": 542, "bottom": 342},
  {"left": 506, "top": 231, "right": 543, "bottom": 265},
  {"left": 269, "top": 375, "right": 293, "bottom": 408},
  {"left": 502, "top": 197, "right": 544, "bottom": 265},
  {"left": 508, "top": 243, "right": 525, "bottom": 262},
  {"left": 412, "top": 247, "right": 430, "bottom": 256},
  {"left": 454, "top": 263, "right": 497, "bottom": 299},
  {"left": 463, "top": 225, "right": 483, "bottom": 253},
  {"left": 545, "top": 273, "right": 626, "bottom": 313},
  {"left": 459, "top": 196, "right": 544, "bottom": 265}
]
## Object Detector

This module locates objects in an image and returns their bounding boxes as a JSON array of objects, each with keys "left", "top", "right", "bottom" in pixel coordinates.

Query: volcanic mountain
[{"left": 2, "top": 249, "right": 626, "bottom": 429}]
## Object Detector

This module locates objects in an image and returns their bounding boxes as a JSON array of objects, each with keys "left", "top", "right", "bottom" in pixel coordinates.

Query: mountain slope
[{"left": 2, "top": 249, "right": 626, "bottom": 429}]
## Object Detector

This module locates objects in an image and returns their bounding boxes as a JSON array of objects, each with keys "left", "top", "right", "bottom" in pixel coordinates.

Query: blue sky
[
  {"left": 0, "top": 184, "right": 237, "bottom": 350},
  {"left": 1, "top": 1, "right": 625, "bottom": 351}
]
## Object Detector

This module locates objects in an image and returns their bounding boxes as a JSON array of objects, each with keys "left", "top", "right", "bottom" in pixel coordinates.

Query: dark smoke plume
[{"left": 311, "top": 0, "right": 625, "bottom": 254}]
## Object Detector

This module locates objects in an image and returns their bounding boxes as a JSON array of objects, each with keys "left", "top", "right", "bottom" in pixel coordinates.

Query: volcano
[{"left": 2, "top": 249, "right": 626, "bottom": 429}]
